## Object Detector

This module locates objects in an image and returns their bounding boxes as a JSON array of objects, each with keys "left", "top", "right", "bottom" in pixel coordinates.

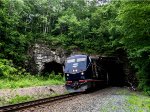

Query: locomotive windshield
[{"left": 64, "top": 55, "right": 90, "bottom": 73}]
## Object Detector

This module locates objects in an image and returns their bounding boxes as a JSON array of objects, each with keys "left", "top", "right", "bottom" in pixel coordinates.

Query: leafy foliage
[
  {"left": 0, "top": 59, "right": 17, "bottom": 78},
  {"left": 0, "top": 0, "right": 149, "bottom": 92},
  {"left": 117, "top": 1, "right": 150, "bottom": 92}
]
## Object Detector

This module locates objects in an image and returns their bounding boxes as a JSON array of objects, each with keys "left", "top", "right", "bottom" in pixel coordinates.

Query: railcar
[{"left": 64, "top": 54, "right": 108, "bottom": 92}]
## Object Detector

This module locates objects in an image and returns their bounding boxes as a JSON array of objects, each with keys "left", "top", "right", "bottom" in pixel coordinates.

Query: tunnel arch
[{"left": 41, "top": 61, "right": 63, "bottom": 75}]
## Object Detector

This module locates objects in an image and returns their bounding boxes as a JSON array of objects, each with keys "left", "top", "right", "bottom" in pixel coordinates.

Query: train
[{"left": 64, "top": 54, "right": 109, "bottom": 92}]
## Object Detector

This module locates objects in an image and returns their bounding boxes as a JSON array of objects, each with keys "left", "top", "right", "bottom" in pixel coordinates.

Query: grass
[
  {"left": 10, "top": 91, "right": 70, "bottom": 104},
  {"left": 99, "top": 88, "right": 150, "bottom": 112},
  {"left": 0, "top": 93, "right": 62, "bottom": 106},
  {"left": 0, "top": 73, "right": 65, "bottom": 89},
  {"left": 128, "top": 93, "right": 150, "bottom": 112},
  {"left": 8, "top": 95, "right": 35, "bottom": 104},
  {"left": 118, "top": 89, "right": 150, "bottom": 112},
  {"left": 8, "top": 94, "right": 61, "bottom": 104}
]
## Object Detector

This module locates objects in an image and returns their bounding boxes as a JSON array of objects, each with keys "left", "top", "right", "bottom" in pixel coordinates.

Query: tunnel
[
  {"left": 42, "top": 61, "right": 63, "bottom": 75},
  {"left": 98, "top": 57, "right": 125, "bottom": 86}
]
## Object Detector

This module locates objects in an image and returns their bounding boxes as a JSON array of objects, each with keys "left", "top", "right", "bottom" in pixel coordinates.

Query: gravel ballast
[{"left": 22, "top": 87, "right": 150, "bottom": 112}]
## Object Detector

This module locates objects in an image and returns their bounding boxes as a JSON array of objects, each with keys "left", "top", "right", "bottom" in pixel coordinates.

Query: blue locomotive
[{"left": 64, "top": 54, "right": 108, "bottom": 92}]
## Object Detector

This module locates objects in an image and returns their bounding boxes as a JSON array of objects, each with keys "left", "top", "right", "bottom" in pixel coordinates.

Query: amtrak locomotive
[{"left": 64, "top": 54, "right": 108, "bottom": 92}]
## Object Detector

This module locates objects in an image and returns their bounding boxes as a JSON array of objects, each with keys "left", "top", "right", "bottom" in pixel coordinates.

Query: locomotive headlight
[
  {"left": 66, "top": 74, "right": 69, "bottom": 76},
  {"left": 81, "top": 72, "right": 84, "bottom": 75}
]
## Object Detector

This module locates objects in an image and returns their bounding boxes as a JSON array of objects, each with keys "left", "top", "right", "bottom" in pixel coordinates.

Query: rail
[{"left": 0, "top": 92, "right": 81, "bottom": 112}]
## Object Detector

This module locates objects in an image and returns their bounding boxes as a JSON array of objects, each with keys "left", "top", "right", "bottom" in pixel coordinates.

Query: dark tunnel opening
[
  {"left": 99, "top": 57, "right": 126, "bottom": 86},
  {"left": 42, "top": 61, "right": 63, "bottom": 75}
]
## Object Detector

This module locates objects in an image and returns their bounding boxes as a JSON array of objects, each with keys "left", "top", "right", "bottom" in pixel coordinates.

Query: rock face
[{"left": 28, "top": 43, "right": 69, "bottom": 74}]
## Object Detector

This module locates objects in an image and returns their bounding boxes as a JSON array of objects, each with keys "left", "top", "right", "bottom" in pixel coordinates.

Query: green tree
[{"left": 118, "top": 1, "right": 150, "bottom": 92}]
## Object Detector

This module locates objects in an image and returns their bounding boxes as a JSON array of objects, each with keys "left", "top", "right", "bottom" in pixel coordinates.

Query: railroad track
[{"left": 0, "top": 92, "right": 81, "bottom": 112}]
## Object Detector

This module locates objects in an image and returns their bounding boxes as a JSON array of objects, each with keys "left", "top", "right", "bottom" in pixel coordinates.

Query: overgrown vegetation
[
  {"left": 128, "top": 94, "right": 150, "bottom": 111},
  {"left": 0, "top": 0, "right": 149, "bottom": 92},
  {"left": 8, "top": 95, "right": 35, "bottom": 104},
  {"left": 0, "top": 72, "right": 64, "bottom": 89},
  {"left": 0, "top": 58, "right": 64, "bottom": 89}
]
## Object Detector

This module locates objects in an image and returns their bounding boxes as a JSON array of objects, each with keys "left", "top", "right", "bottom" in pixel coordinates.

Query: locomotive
[{"left": 64, "top": 54, "right": 108, "bottom": 92}]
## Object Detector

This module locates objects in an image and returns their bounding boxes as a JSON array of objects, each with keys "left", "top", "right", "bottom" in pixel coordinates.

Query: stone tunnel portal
[{"left": 42, "top": 61, "right": 63, "bottom": 75}]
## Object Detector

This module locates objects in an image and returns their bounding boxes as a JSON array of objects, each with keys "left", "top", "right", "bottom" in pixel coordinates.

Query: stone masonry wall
[{"left": 29, "top": 43, "right": 68, "bottom": 73}]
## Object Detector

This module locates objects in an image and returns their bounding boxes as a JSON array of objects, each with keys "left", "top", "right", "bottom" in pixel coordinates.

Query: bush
[
  {"left": 47, "top": 71, "right": 64, "bottom": 81},
  {"left": 0, "top": 59, "right": 17, "bottom": 78}
]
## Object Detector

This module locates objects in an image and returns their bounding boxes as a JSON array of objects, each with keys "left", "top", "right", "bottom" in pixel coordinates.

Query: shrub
[
  {"left": 0, "top": 59, "right": 17, "bottom": 78},
  {"left": 47, "top": 71, "right": 64, "bottom": 81}
]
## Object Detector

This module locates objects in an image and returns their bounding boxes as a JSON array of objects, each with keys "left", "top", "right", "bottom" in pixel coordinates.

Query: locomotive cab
[{"left": 64, "top": 55, "right": 91, "bottom": 81}]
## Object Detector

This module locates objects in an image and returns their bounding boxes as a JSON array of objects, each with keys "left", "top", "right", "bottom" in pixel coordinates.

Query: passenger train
[{"left": 64, "top": 54, "right": 108, "bottom": 92}]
